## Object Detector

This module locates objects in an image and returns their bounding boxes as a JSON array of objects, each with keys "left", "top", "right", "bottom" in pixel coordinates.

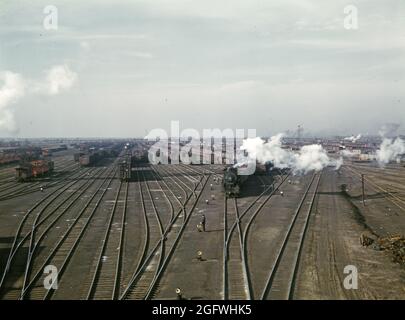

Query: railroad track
[
  {"left": 150, "top": 166, "right": 184, "bottom": 217},
  {"left": 155, "top": 166, "right": 189, "bottom": 204},
  {"left": 19, "top": 166, "right": 117, "bottom": 300},
  {"left": 260, "top": 172, "right": 321, "bottom": 300},
  {"left": 344, "top": 165, "right": 405, "bottom": 213},
  {"left": 348, "top": 163, "right": 405, "bottom": 192},
  {"left": 0, "top": 166, "right": 112, "bottom": 299},
  {"left": 145, "top": 168, "right": 175, "bottom": 228},
  {"left": 179, "top": 163, "right": 223, "bottom": 181},
  {"left": 223, "top": 197, "right": 250, "bottom": 299},
  {"left": 86, "top": 180, "right": 128, "bottom": 300},
  {"left": 3, "top": 160, "right": 319, "bottom": 300},
  {"left": 19, "top": 167, "right": 113, "bottom": 298},
  {"left": 0, "top": 155, "right": 78, "bottom": 193},
  {"left": 0, "top": 166, "right": 98, "bottom": 296},
  {"left": 120, "top": 168, "right": 164, "bottom": 300},
  {"left": 142, "top": 171, "right": 210, "bottom": 300},
  {"left": 223, "top": 171, "right": 290, "bottom": 300},
  {"left": 22, "top": 169, "right": 108, "bottom": 291},
  {"left": 351, "top": 162, "right": 405, "bottom": 175},
  {"left": 161, "top": 165, "right": 197, "bottom": 199},
  {"left": 0, "top": 161, "right": 82, "bottom": 201},
  {"left": 120, "top": 165, "right": 208, "bottom": 300}
]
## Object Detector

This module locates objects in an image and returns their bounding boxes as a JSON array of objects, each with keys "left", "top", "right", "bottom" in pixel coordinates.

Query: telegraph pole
[{"left": 361, "top": 174, "right": 365, "bottom": 206}]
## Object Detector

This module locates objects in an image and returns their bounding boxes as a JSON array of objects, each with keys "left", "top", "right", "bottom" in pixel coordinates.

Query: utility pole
[{"left": 361, "top": 174, "right": 365, "bottom": 206}]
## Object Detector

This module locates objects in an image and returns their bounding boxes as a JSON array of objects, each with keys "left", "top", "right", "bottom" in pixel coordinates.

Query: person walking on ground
[{"left": 201, "top": 214, "right": 206, "bottom": 232}]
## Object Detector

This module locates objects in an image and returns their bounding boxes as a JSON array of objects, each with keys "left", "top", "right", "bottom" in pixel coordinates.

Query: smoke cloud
[
  {"left": 379, "top": 123, "right": 400, "bottom": 138},
  {"left": 241, "top": 134, "right": 342, "bottom": 175},
  {"left": 376, "top": 138, "right": 405, "bottom": 165},
  {"left": 344, "top": 134, "right": 361, "bottom": 143},
  {"left": 0, "top": 65, "right": 77, "bottom": 134},
  {"left": 341, "top": 149, "right": 357, "bottom": 158}
]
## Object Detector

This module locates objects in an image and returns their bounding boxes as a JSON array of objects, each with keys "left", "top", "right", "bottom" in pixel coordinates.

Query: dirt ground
[{"left": 296, "top": 167, "right": 405, "bottom": 299}]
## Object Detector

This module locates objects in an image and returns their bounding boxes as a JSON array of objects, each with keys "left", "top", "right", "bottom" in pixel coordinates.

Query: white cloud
[
  {"left": 80, "top": 41, "right": 91, "bottom": 51},
  {"left": 0, "top": 65, "right": 77, "bottom": 133},
  {"left": 0, "top": 72, "right": 25, "bottom": 132},
  {"left": 1, "top": 0, "right": 404, "bottom": 137},
  {"left": 45, "top": 65, "right": 78, "bottom": 95},
  {"left": 0, "top": 72, "right": 25, "bottom": 109}
]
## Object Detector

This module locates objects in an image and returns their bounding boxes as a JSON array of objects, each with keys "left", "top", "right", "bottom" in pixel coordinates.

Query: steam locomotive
[
  {"left": 223, "top": 167, "right": 248, "bottom": 197},
  {"left": 223, "top": 162, "right": 274, "bottom": 197}
]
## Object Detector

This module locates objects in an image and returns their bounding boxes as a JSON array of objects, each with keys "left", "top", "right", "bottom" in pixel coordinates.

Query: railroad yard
[{"left": 0, "top": 142, "right": 404, "bottom": 300}]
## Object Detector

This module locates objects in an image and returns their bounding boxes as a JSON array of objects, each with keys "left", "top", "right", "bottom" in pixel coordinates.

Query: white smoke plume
[
  {"left": 0, "top": 65, "right": 77, "bottom": 133},
  {"left": 240, "top": 134, "right": 342, "bottom": 175},
  {"left": 376, "top": 138, "right": 405, "bottom": 165},
  {"left": 341, "top": 149, "right": 357, "bottom": 158},
  {"left": 378, "top": 123, "right": 400, "bottom": 138},
  {"left": 233, "top": 162, "right": 248, "bottom": 168},
  {"left": 344, "top": 134, "right": 361, "bottom": 143}
]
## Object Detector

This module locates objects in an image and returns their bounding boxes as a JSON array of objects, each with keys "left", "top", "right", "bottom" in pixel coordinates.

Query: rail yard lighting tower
[{"left": 362, "top": 174, "right": 366, "bottom": 206}]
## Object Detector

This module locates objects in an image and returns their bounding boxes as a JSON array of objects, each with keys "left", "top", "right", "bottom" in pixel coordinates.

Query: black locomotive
[
  {"left": 223, "top": 167, "right": 248, "bottom": 197},
  {"left": 223, "top": 162, "right": 274, "bottom": 197}
]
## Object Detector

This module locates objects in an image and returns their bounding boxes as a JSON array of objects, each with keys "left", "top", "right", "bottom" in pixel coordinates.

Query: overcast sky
[{"left": 0, "top": 0, "right": 404, "bottom": 138}]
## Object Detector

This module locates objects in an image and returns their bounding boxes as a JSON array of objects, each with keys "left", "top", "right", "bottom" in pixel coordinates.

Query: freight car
[
  {"left": 16, "top": 159, "right": 54, "bottom": 182},
  {"left": 79, "top": 153, "right": 99, "bottom": 166},
  {"left": 41, "top": 145, "right": 68, "bottom": 156},
  {"left": 79, "top": 148, "right": 120, "bottom": 166},
  {"left": 0, "top": 147, "right": 42, "bottom": 166},
  {"left": 0, "top": 147, "right": 20, "bottom": 165},
  {"left": 74, "top": 152, "right": 84, "bottom": 162}
]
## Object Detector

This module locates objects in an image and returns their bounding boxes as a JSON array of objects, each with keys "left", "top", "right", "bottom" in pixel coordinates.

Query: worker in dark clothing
[{"left": 201, "top": 214, "right": 206, "bottom": 232}]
